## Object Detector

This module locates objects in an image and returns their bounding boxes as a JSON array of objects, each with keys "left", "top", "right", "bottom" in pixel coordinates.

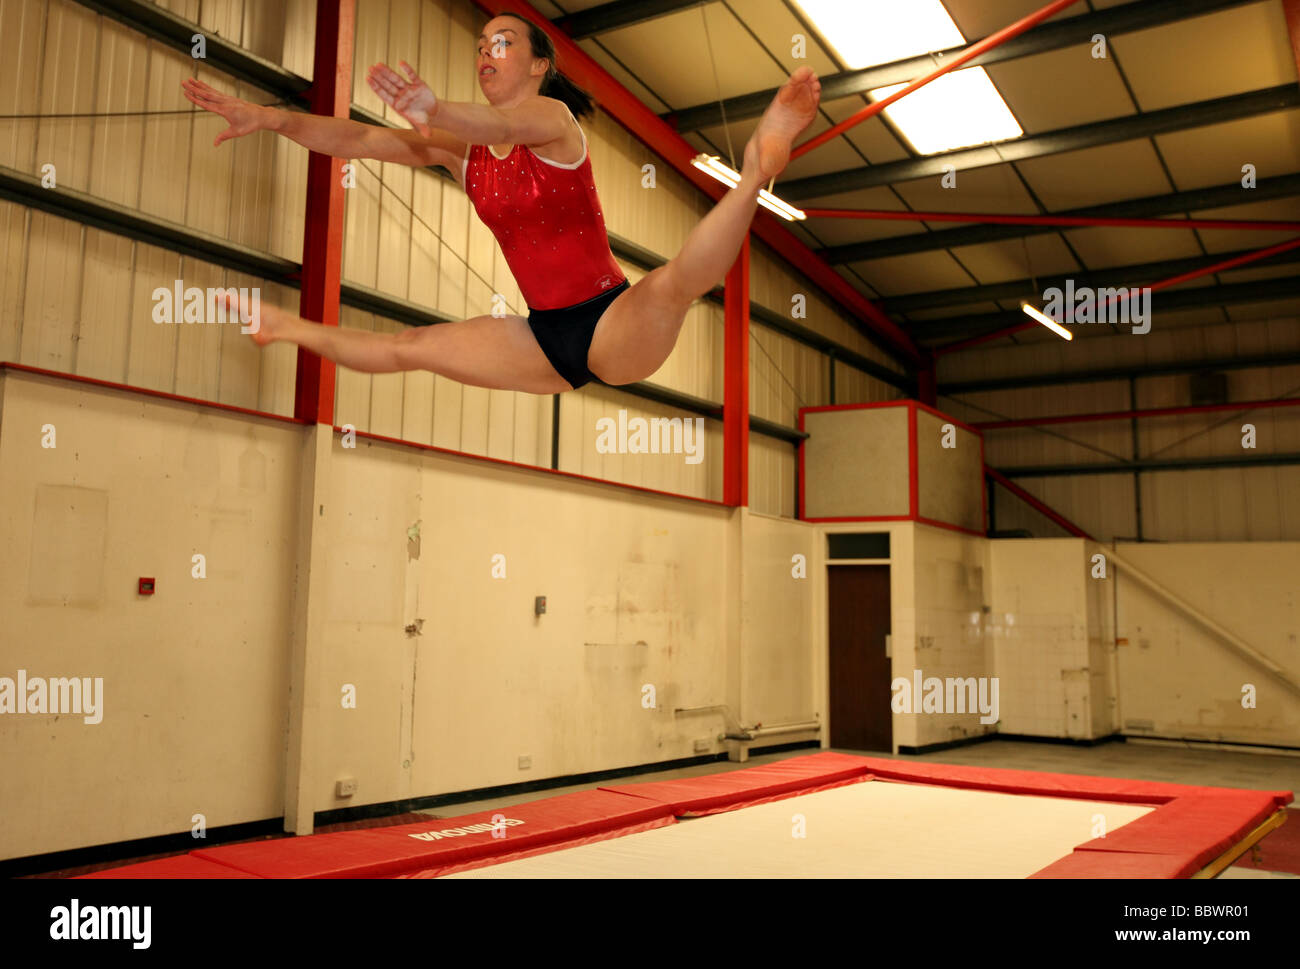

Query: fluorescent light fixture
[
  {"left": 869, "top": 69, "right": 1023, "bottom": 154},
  {"left": 691, "top": 154, "right": 807, "bottom": 221},
  {"left": 791, "top": 0, "right": 964, "bottom": 68},
  {"left": 793, "top": 0, "right": 1022, "bottom": 155},
  {"left": 692, "top": 153, "right": 740, "bottom": 188},
  {"left": 758, "top": 191, "right": 807, "bottom": 222},
  {"left": 1021, "top": 302, "right": 1073, "bottom": 341}
]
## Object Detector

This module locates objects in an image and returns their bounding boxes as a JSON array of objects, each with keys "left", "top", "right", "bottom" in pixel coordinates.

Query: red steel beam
[
  {"left": 295, "top": 0, "right": 354, "bottom": 423},
  {"left": 985, "top": 467, "right": 1094, "bottom": 540},
  {"left": 801, "top": 208, "right": 1300, "bottom": 233},
  {"left": 936, "top": 235, "right": 1300, "bottom": 356},
  {"left": 975, "top": 397, "right": 1300, "bottom": 430},
  {"left": 1287, "top": 0, "right": 1300, "bottom": 74},
  {"left": 791, "top": 0, "right": 1085, "bottom": 161},
  {"left": 1110, "top": 236, "right": 1300, "bottom": 294},
  {"left": 724, "top": 236, "right": 751, "bottom": 507},
  {"left": 476, "top": 0, "right": 925, "bottom": 367}
]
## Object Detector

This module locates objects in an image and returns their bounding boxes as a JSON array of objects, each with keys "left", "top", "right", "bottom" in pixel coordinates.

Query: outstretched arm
[
  {"left": 432, "top": 95, "right": 570, "bottom": 147},
  {"left": 181, "top": 78, "right": 468, "bottom": 179},
  {"left": 366, "top": 61, "right": 570, "bottom": 147}
]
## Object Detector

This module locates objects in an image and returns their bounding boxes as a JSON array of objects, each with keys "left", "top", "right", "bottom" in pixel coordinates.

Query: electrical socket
[
  {"left": 336, "top": 778, "right": 357, "bottom": 798},
  {"left": 694, "top": 738, "right": 710, "bottom": 753},
  {"left": 518, "top": 755, "right": 531, "bottom": 770}
]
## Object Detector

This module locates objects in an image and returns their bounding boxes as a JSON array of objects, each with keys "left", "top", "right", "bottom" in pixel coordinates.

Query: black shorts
[{"left": 527, "top": 279, "right": 631, "bottom": 390}]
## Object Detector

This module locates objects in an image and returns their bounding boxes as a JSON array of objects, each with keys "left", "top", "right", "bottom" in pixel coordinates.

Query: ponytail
[
  {"left": 511, "top": 15, "right": 597, "bottom": 119},
  {"left": 540, "top": 71, "right": 595, "bottom": 119}
]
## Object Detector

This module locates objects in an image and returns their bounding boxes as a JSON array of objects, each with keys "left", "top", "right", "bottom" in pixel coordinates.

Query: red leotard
[{"left": 461, "top": 108, "right": 627, "bottom": 311}]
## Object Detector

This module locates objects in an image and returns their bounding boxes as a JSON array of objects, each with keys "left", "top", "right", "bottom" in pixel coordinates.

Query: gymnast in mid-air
[{"left": 182, "top": 12, "right": 821, "bottom": 394}]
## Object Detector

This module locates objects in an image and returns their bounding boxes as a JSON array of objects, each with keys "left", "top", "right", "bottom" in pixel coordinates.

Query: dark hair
[{"left": 500, "top": 14, "right": 596, "bottom": 119}]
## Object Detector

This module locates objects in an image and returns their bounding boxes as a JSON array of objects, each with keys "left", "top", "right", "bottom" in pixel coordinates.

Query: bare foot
[{"left": 746, "top": 67, "right": 821, "bottom": 181}]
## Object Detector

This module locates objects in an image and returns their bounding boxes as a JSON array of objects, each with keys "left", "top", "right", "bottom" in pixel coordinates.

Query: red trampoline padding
[
  {"left": 77, "top": 855, "right": 259, "bottom": 878},
  {"left": 1078, "top": 791, "right": 1283, "bottom": 857},
  {"left": 397, "top": 815, "right": 674, "bottom": 878},
  {"left": 190, "top": 789, "right": 673, "bottom": 878},
  {"left": 846, "top": 756, "right": 1220, "bottom": 804},
  {"left": 837, "top": 755, "right": 1290, "bottom": 879},
  {"left": 599, "top": 751, "right": 874, "bottom": 815},
  {"left": 1030, "top": 851, "right": 1192, "bottom": 879},
  {"left": 1039, "top": 791, "right": 1290, "bottom": 878}
]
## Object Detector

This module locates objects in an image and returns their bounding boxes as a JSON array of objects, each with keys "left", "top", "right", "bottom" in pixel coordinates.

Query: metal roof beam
[
  {"left": 787, "top": 84, "right": 1300, "bottom": 206},
  {"left": 916, "top": 276, "right": 1300, "bottom": 343},
  {"left": 663, "top": 0, "right": 1258, "bottom": 132},
  {"left": 824, "top": 173, "right": 1300, "bottom": 264}
]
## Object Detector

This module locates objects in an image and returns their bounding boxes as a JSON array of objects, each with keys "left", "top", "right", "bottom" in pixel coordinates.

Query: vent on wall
[
  {"left": 1189, "top": 371, "right": 1228, "bottom": 406},
  {"left": 828, "top": 533, "right": 890, "bottom": 559}
]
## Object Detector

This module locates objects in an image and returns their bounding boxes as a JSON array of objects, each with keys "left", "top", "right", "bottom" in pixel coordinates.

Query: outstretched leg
[
  {"left": 236, "top": 296, "right": 572, "bottom": 394},
  {"left": 588, "top": 67, "right": 822, "bottom": 385}
]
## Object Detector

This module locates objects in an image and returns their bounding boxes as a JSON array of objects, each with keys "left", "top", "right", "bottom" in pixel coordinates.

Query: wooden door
[{"left": 828, "top": 565, "right": 892, "bottom": 751}]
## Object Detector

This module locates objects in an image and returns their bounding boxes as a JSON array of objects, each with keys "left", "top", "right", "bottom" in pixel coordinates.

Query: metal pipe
[
  {"left": 675, "top": 704, "right": 743, "bottom": 735},
  {"left": 1107, "top": 547, "right": 1300, "bottom": 698},
  {"left": 724, "top": 721, "right": 822, "bottom": 740},
  {"left": 984, "top": 467, "right": 1094, "bottom": 539},
  {"left": 937, "top": 235, "right": 1300, "bottom": 355},
  {"left": 1129, "top": 377, "right": 1143, "bottom": 542},
  {"left": 973, "top": 397, "right": 1300, "bottom": 429},
  {"left": 801, "top": 209, "right": 1300, "bottom": 233},
  {"left": 791, "top": 0, "right": 1086, "bottom": 160}
]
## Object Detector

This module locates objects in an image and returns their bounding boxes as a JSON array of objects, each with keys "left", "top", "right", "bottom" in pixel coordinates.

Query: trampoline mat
[{"left": 446, "top": 778, "right": 1154, "bottom": 878}]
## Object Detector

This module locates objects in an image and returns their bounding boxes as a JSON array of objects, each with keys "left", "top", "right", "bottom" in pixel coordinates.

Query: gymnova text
[
  {"left": 595, "top": 409, "right": 704, "bottom": 464},
  {"left": 1042, "top": 281, "right": 1151, "bottom": 334},
  {"left": 0, "top": 670, "right": 103, "bottom": 724},
  {"left": 151, "top": 281, "right": 261, "bottom": 334},
  {"left": 408, "top": 818, "right": 525, "bottom": 840},
  {"left": 50, "top": 900, "right": 150, "bottom": 949},
  {"left": 892, "top": 669, "right": 999, "bottom": 725}
]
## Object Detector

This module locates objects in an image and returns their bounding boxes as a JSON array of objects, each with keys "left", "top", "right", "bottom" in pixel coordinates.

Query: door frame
[{"left": 822, "top": 534, "right": 896, "bottom": 755}]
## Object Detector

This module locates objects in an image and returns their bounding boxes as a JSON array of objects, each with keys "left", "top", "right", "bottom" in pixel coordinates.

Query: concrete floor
[
  {"left": 416, "top": 739, "right": 1298, "bottom": 878},
  {"left": 875, "top": 738, "right": 1300, "bottom": 794}
]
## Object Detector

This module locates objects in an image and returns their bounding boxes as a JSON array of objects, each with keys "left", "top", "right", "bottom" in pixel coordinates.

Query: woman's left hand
[{"left": 367, "top": 61, "right": 437, "bottom": 136}]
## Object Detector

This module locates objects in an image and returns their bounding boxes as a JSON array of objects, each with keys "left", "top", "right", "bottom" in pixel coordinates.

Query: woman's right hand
[{"left": 181, "top": 78, "right": 271, "bottom": 146}]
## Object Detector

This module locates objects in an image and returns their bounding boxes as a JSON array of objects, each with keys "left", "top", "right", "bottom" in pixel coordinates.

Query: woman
[{"left": 181, "top": 13, "right": 821, "bottom": 394}]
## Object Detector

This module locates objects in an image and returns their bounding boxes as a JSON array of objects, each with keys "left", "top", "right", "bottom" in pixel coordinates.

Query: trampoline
[
  {"left": 444, "top": 782, "right": 1155, "bottom": 878},
  {"left": 81, "top": 753, "right": 1291, "bottom": 880}
]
